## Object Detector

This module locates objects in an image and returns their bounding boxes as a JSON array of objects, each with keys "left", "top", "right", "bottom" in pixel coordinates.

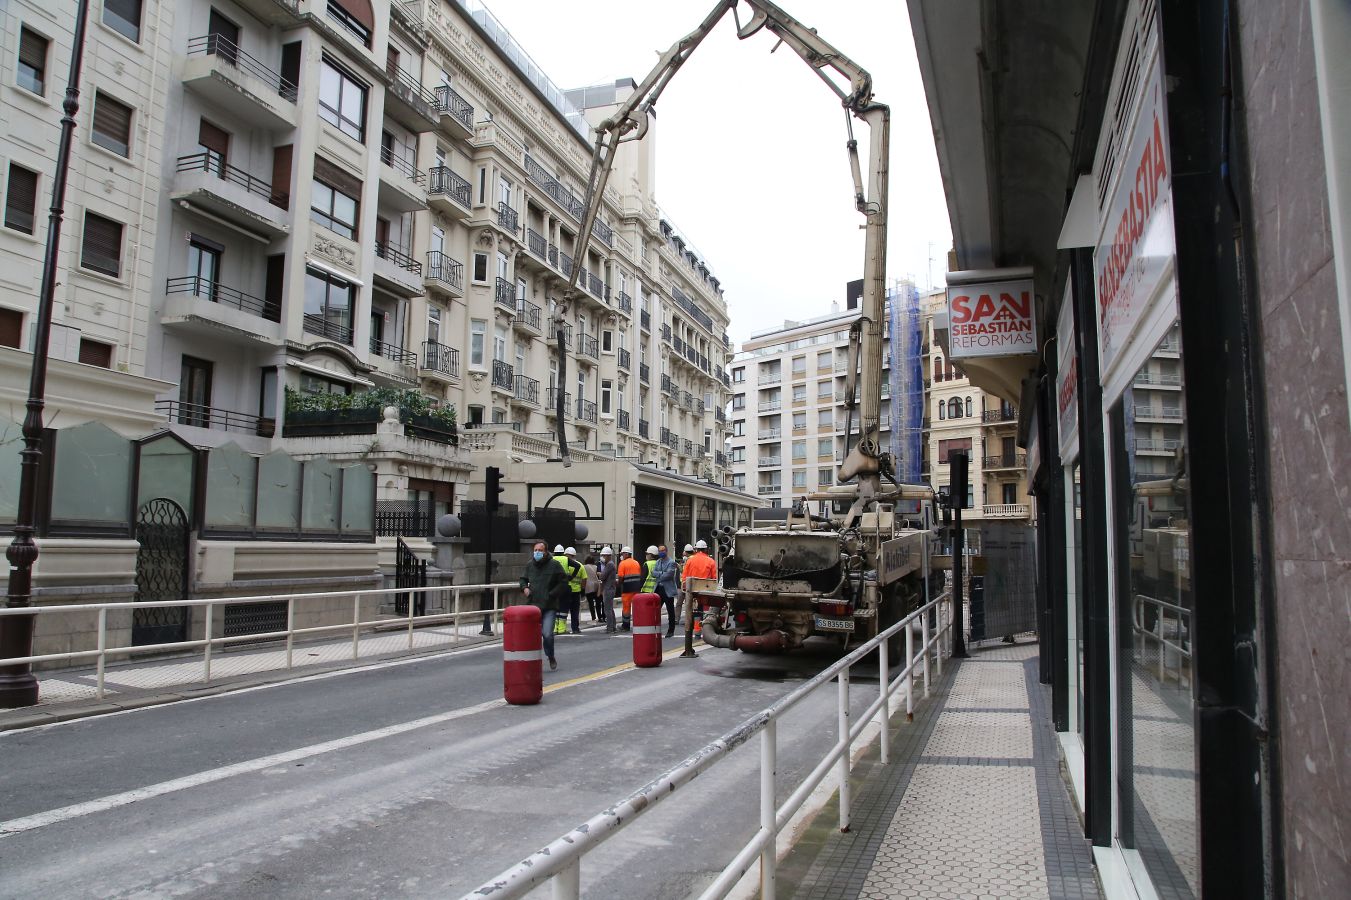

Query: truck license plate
[{"left": 813, "top": 615, "right": 855, "bottom": 633}]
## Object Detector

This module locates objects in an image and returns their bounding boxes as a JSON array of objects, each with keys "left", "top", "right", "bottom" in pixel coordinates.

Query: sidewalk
[{"left": 779, "top": 641, "right": 1102, "bottom": 900}]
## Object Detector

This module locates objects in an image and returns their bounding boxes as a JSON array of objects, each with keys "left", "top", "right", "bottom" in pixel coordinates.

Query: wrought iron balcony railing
[
  {"left": 165, "top": 275, "right": 280, "bottom": 322},
  {"left": 527, "top": 228, "right": 548, "bottom": 260},
  {"left": 640, "top": 363, "right": 650, "bottom": 383},
  {"left": 618, "top": 349, "right": 631, "bottom": 370},
  {"left": 158, "top": 400, "right": 263, "bottom": 434},
  {"left": 576, "top": 398, "right": 598, "bottom": 424},
  {"left": 421, "top": 340, "right": 460, "bottom": 378},
  {"left": 379, "top": 143, "right": 425, "bottom": 185},
  {"left": 513, "top": 373, "right": 539, "bottom": 405},
  {"left": 425, "top": 250, "right": 463, "bottom": 291},
  {"left": 427, "top": 166, "right": 471, "bottom": 208},
  {"left": 640, "top": 310, "right": 651, "bottom": 331},
  {"left": 578, "top": 333, "right": 599, "bottom": 359},
  {"left": 495, "top": 276, "right": 515, "bottom": 311},
  {"left": 434, "top": 84, "right": 474, "bottom": 131},
  {"left": 176, "top": 153, "right": 287, "bottom": 208},
  {"left": 617, "top": 291, "right": 632, "bottom": 314},
  {"left": 617, "top": 409, "right": 630, "bottom": 431},
  {"left": 497, "top": 202, "right": 519, "bottom": 235},
  {"left": 639, "top": 419, "right": 650, "bottom": 438},
  {"left": 370, "top": 337, "right": 417, "bottom": 366},
  {"left": 303, "top": 313, "right": 353, "bottom": 345},
  {"left": 515, "top": 299, "right": 541, "bottom": 331},
  {"left": 491, "top": 359, "right": 515, "bottom": 390}
]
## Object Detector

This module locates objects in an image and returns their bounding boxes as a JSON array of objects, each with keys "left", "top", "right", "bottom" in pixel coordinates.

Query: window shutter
[
  {"left": 332, "top": 0, "right": 375, "bottom": 35},
  {"left": 81, "top": 213, "right": 122, "bottom": 276},
  {"left": 18, "top": 28, "right": 46, "bottom": 74},
  {"left": 92, "top": 93, "right": 132, "bottom": 156},
  {"left": 0, "top": 309, "right": 22, "bottom": 349},
  {"left": 5, "top": 165, "right": 38, "bottom": 234},
  {"left": 197, "top": 120, "right": 230, "bottom": 160},
  {"left": 270, "top": 145, "right": 293, "bottom": 209},
  {"left": 312, "top": 156, "right": 361, "bottom": 200},
  {"left": 78, "top": 339, "right": 113, "bottom": 368}
]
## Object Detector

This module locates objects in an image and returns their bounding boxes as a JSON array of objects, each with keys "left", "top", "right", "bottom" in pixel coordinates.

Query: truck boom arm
[{"left": 553, "top": 1, "right": 890, "bottom": 506}]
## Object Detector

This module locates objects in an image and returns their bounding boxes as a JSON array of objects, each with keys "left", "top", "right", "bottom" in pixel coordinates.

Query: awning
[{"left": 285, "top": 359, "right": 375, "bottom": 388}]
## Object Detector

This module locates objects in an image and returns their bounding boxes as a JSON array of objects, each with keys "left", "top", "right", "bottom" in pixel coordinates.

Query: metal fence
[{"left": 465, "top": 592, "right": 953, "bottom": 900}]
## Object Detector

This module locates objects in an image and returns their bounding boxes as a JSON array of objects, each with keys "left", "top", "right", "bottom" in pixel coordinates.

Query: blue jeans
[{"left": 541, "top": 609, "right": 557, "bottom": 661}]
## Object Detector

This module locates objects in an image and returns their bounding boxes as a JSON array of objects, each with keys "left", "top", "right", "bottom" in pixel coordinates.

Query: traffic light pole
[
  {"left": 480, "top": 467, "right": 504, "bottom": 635},
  {"left": 950, "top": 452, "right": 969, "bottom": 658}
]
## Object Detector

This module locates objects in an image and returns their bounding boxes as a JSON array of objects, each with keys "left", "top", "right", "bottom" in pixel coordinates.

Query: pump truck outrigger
[{"left": 550, "top": 0, "right": 940, "bottom": 655}]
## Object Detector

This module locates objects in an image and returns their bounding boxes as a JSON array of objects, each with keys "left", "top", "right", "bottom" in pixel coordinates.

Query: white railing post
[
  {"left": 878, "top": 633, "right": 891, "bottom": 765},
  {"left": 352, "top": 594, "right": 361, "bottom": 660},
  {"left": 203, "top": 602, "right": 214, "bottom": 683},
  {"left": 837, "top": 668, "right": 851, "bottom": 833},
  {"left": 453, "top": 588, "right": 461, "bottom": 644},
  {"left": 95, "top": 606, "right": 107, "bottom": 699},
  {"left": 408, "top": 587, "right": 417, "bottom": 649},
  {"left": 905, "top": 621, "right": 914, "bottom": 719},
  {"left": 553, "top": 859, "right": 580, "bottom": 900},
  {"left": 286, "top": 596, "right": 295, "bottom": 669},
  {"left": 921, "top": 613, "right": 930, "bottom": 699},
  {"left": 761, "top": 719, "right": 778, "bottom": 900},
  {"left": 936, "top": 602, "right": 944, "bottom": 678},
  {"left": 492, "top": 586, "right": 501, "bottom": 634}
]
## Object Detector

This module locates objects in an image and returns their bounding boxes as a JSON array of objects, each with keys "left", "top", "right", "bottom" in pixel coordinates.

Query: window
[
  {"left": 303, "top": 267, "right": 355, "bottom": 343},
  {"left": 476, "top": 166, "right": 487, "bottom": 205},
  {"left": 730, "top": 447, "right": 745, "bottom": 463},
  {"left": 792, "top": 411, "right": 806, "bottom": 431},
  {"left": 792, "top": 470, "right": 807, "bottom": 489},
  {"left": 818, "top": 409, "right": 832, "bottom": 429},
  {"left": 938, "top": 402, "right": 946, "bottom": 421},
  {"left": 732, "top": 420, "right": 744, "bottom": 437},
  {"left": 299, "top": 373, "right": 348, "bottom": 397},
  {"left": 817, "top": 380, "right": 832, "bottom": 399},
  {"left": 731, "top": 473, "right": 745, "bottom": 490},
  {"left": 78, "top": 338, "right": 112, "bottom": 368},
  {"left": 472, "top": 252, "right": 488, "bottom": 283},
  {"left": 966, "top": 396, "right": 973, "bottom": 418},
  {"left": 818, "top": 468, "right": 833, "bottom": 486},
  {"left": 0, "top": 308, "right": 23, "bottom": 348},
  {"left": 517, "top": 277, "right": 527, "bottom": 303},
  {"left": 493, "top": 324, "right": 507, "bottom": 362},
  {"left": 5, "top": 164, "right": 38, "bottom": 234},
  {"left": 17, "top": 27, "right": 48, "bottom": 95},
  {"left": 937, "top": 437, "right": 972, "bottom": 463},
  {"left": 91, "top": 92, "right": 133, "bottom": 157},
  {"left": 318, "top": 58, "right": 367, "bottom": 142},
  {"left": 310, "top": 178, "right": 359, "bottom": 239},
  {"left": 792, "top": 440, "right": 806, "bottom": 461},
  {"left": 731, "top": 394, "right": 745, "bottom": 411},
  {"left": 793, "top": 384, "right": 806, "bottom": 402},
  {"left": 947, "top": 397, "right": 962, "bottom": 419},
  {"left": 426, "top": 305, "right": 441, "bottom": 343},
  {"left": 818, "top": 438, "right": 833, "bottom": 457},
  {"left": 601, "top": 379, "right": 613, "bottom": 415},
  {"left": 602, "top": 330, "right": 613, "bottom": 353},
  {"left": 327, "top": 0, "right": 373, "bottom": 47},
  {"left": 732, "top": 367, "right": 745, "bottom": 384},
  {"left": 792, "top": 355, "right": 806, "bottom": 375},
  {"left": 103, "top": 0, "right": 142, "bottom": 42},
  {"left": 817, "top": 349, "right": 832, "bottom": 368},
  {"left": 1002, "top": 483, "right": 1018, "bottom": 504},
  {"left": 80, "top": 212, "right": 122, "bottom": 276},
  {"left": 470, "top": 319, "right": 486, "bottom": 367}
]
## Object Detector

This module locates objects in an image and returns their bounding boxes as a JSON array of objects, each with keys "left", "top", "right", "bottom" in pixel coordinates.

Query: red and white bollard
[
  {"left": 503, "top": 604, "right": 542, "bottom": 705},
  {"left": 632, "top": 592, "right": 663, "bottom": 668}
]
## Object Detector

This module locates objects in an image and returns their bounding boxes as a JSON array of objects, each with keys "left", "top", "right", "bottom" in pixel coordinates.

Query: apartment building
[
  {"left": 727, "top": 305, "right": 899, "bottom": 508},
  {"left": 0, "top": 0, "right": 750, "bottom": 549}
]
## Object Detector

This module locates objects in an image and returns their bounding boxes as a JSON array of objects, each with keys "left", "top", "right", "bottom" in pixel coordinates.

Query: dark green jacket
[{"left": 519, "top": 556, "right": 568, "bottom": 611}]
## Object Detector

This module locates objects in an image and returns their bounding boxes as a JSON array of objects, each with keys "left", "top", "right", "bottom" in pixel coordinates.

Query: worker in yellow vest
[{"left": 555, "top": 546, "right": 586, "bottom": 634}]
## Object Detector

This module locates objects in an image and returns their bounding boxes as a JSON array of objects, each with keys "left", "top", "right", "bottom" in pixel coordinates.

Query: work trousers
[
  {"left": 567, "top": 592, "right": 582, "bottom": 633},
  {"left": 601, "top": 590, "right": 618, "bottom": 632},
  {"left": 654, "top": 586, "right": 677, "bottom": 635}
]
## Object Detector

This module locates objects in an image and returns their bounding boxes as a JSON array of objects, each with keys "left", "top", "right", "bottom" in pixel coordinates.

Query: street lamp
[{"left": 0, "top": 1, "right": 92, "bottom": 708}]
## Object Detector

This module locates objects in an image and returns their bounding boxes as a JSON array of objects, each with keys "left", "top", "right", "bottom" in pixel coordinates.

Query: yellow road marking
[{"left": 543, "top": 643, "right": 704, "bottom": 694}]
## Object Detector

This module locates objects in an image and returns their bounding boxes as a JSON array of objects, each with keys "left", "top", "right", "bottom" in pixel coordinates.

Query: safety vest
[
  {"left": 683, "top": 552, "right": 717, "bottom": 582},
  {"left": 617, "top": 556, "right": 643, "bottom": 594},
  {"left": 554, "top": 554, "right": 582, "bottom": 594},
  {"left": 641, "top": 559, "right": 657, "bottom": 593}
]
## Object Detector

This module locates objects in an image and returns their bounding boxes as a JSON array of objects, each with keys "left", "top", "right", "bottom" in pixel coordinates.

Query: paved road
[{"left": 0, "top": 629, "right": 885, "bottom": 898}]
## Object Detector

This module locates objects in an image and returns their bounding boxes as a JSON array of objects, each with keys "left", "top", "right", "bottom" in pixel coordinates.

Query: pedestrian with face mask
[
  {"left": 519, "top": 540, "right": 568, "bottom": 670},
  {"left": 652, "top": 544, "right": 680, "bottom": 638}
]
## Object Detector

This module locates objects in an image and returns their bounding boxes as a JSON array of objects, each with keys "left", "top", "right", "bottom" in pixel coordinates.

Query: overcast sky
[{"left": 477, "top": 0, "right": 953, "bottom": 346}]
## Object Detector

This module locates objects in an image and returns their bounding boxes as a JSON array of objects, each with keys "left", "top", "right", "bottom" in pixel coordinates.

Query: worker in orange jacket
[
  {"left": 616, "top": 546, "right": 644, "bottom": 632},
  {"left": 680, "top": 539, "right": 718, "bottom": 633}
]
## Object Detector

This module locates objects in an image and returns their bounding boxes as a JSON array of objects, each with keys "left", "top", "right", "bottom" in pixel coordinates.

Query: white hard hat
[
  {"left": 600, "top": 546, "right": 613, "bottom": 556},
  {"left": 646, "top": 545, "right": 659, "bottom": 555},
  {"left": 553, "top": 544, "right": 565, "bottom": 553},
  {"left": 695, "top": 539, "right": 708, "bottom": 549},
  {"left": 683, "top": 543, "right": 694, "bottom": 552},
  {"left": 565, "top": 546, "right": 577, "bottom": 555},
  {"left": 620, "top": 546, "right": 633, "bottom": 554}
]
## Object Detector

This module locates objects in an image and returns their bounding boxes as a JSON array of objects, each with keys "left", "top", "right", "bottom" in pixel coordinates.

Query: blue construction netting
[{"left": 888, "top": 281, "right": 924, "bottom": 484}]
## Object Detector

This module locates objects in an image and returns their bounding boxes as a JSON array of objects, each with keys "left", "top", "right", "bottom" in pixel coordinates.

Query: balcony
[
  {"left": 593, "top": 218, "right": 614, "bottom": 248},
  {"left": 494, "top": 277, "right": 516, "bottom": 312},
  {"left": 640, "top": 363, "right": 650, "bottom": 384},
  {"left": 434, "top": 84, "right": 475, "bottom": 138},
  {"left": 1133, "top": 372, "right": 1183, "bottom": 388},
  {"left": 757, "top": 484, "right": 782, "bottom": 496},
  {"left": 1136, "top": 407, "right": 1184, "bottom": 423},
  {"left": 758, "top": 429, "right": 782, "bottom": 441},
  {"left": 617, "top": 409, "right": 630, "bottom": 431},
  {"left": 617, "top": 291, "right": 632, "bottom": 314},
  {"left": 587, "top": 271, "right": 604, "bottom": 299},
  {"left": 514, "top": 299, "right": 542, "bottom": 334},
  {"left": 373, "top": 241, "right": 424, "bottom": 297},
  {"left": 559, "top": 252, "right": 574, "bottom": 279},
  {"left": 491, "top": 359, "right": 515, "bottom": 391},
  {"left": 377, "top": 145, "right": 427, "bottom": 213},
  {"left": 715, "top": 450, "right": 727, "bottom": 467},
  {"left": 497, "top": 202, "right": 520, "bottom": 237},
  {"left": 545, "top": 388, "right": 571, "bottom": 418},
  {"left": 158, "top": 400, "right": 266, "bottom": 436},
  {"left": 982, "top": 453, "right": 1027, "bottom": 470},
  {"left": 660, "top": 426, "right": 673, "bottom": 445},
  {"left": 641, "top": 310, "right": 651, "bottom": 331},
  {"left": 283, "top": 405, "right": 457, "bottom": 446},
  {"left": 513, "top": 373, "right": 540, "bottom": 406},
  {"left": 576, "top": 398, "right": 598, "bottom": 424},
  {"left": 303, "top": 313, "right": 353, "bottom": 345},
  {"left": 526, "top": 228, "right": 549, "bottom": 264},
  {"left": 618, "top": 349, "right": 631, "bottom": 370},
  {"left": 384, "top": 62, "right": 439, "bottom": 131},
  {"left": 715, "top": 408, "right": 726, "bottom": 424},
  {"left": 683, "top": 439, "right": 694, "bottom": 456},
  {"left": 162, "top": 276, "right": 282, "bottom": 344},
  {"left": 577, "top": 333, "right": 599, "bottom": 360},
  {"left": 661, "top": 323, "right": 672, "bottom": 344},
  {"left": 1136, "top": 439, "right": 1182, "bottom": 454},
  {"left": 427, "top": 167, "right": 472, "bottom": 218},
  {"left": 424, "top": 250, "right": 465, "bottom": 298},
  {"left": 171, "top": 153, "right": 288, "bottom": 237},
  {"left": 182, "top": 35, "right": 296, "bottom": 131},
  {"left": 759, "top": 372, "right": 782, "bottom": 385},
  {"left": 758, "top": 456, "right": 782, "bottom": 468},
  {"left": 792, "top": 423, "right": 808, "bottom": 434},
  {"left": 671, "top": 285, "right": 714, "bottom": 331},
  {"left": 228, "top": 0, "right": 302, "bottom": 26},
  {"left": 420, "top": 340, "right": 460, "bottom": 382},
  {"left": 639, "top": 419, "right": 650, "bottom": 439},
  {"left": 983, "top": 503, "right": 1031, "bottom": 519},
  {"left": 720, "top": 371, "right": 731, "bottom": 388},
  {"left": 761, "top": 400, "right": 782, "bottom": 413},
  {"left": 661, "top": 374, "right": 675, "bottom": 395},
  {"left": 982, "top": 407, "right": 1018, "bottom": 423},
  {"left": 524, "top": 155, "right": 586, "bottom": 222},
  {"left": 370, "top": 336, "right": 417, "bottom": 367}
]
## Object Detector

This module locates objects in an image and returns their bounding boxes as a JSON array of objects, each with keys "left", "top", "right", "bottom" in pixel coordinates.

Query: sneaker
[{"left": 549, "top": 657, "right": 558, "bottom": 671}]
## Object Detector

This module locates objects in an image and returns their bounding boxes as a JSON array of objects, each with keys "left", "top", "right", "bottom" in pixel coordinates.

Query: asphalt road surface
[{"left": 0, "top": 628, "right": 886, "bottom": 899}]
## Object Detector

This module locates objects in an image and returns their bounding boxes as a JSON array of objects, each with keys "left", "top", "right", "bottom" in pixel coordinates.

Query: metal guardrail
[
  {"left": 303, "top": 313, "right": 353, "bottom": 345},
  {"left": 0, "top": 583, "right": 522, "bottom": 699},
  {"left": 165, "top": 275, "right": 280, "bottom": 322},
  {"left": 428, "top": 166, "right": 471, "bottom": 207},
  {"left": 1133, "top": 594, "right": 1191, "bottom": 686},
  {"left": 375, "top": 241, "right": 422, "bottom": 275},
  {"left": 435, "top": 84, "right": 474, "bottom": 130},
  {"left": 379, "top": 144, "right": 425, "bottom": 185},
  {"left": 176, "top": 152, "right": 286, "bottom": 206},
  {"left": 370, "top": 336, "right": 417, "bottom": 366},
  {"left": 186, "top": 34, "right": 297, "bottom": 102},
  {"left": 156, "top": 400, "right": 264, "bottom": 434},
  {"left": 468, "top": 592, "right": 952, "bottom": 899},
  {"left": 422, "top": 340, "right": 460, "bottom": 378}
]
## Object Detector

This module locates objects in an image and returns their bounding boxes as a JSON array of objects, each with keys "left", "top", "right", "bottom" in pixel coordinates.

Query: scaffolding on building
[{"left": 888, "top": 279, "right": 924, "bottom": 483}]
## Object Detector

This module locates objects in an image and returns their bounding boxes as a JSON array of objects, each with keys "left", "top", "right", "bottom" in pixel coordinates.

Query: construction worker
[
  {"left": 617, "top": 546, "right": 644, "bottom": 631},
  {"left": 563, "top": 546, "right": 586, "bottom": 633},
  {"left": 596, "top": 547, "right": 619, "bottom": 634},
  {"left": 680, "top": 539, "right": 718, "bottom": 635}
]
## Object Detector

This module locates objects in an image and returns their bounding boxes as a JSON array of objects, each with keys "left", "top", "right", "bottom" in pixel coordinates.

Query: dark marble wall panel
[{"left": 1238, "top": 0, "right": 1351, "bottom": 897}]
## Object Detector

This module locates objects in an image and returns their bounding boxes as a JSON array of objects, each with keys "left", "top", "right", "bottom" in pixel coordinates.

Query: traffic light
[
  {"left": 948, "top": 452, "right": 969, "bottom": 511},
  {"left": 485, "top": 466, "right": 505, "bottom": 514}
]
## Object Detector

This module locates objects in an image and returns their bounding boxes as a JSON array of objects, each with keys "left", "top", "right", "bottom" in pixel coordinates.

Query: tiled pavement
[{"left": 779, "top": 641, "right": 1101, "bottom": 900}]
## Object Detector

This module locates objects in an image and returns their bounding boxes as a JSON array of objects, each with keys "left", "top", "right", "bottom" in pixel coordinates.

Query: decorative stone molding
[{"left": 312, "top": 235, "right": 358, "bottom": 271}]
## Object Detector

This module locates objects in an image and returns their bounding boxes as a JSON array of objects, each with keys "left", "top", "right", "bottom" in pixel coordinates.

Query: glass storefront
[{"left": 1109, "top": 322, "right": 1196, "bottom": 899}]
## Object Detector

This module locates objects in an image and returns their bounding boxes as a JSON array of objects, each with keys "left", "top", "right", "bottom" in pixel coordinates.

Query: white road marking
[{"left": 0, "top": 697, "right": 505, "bottom": 838}]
